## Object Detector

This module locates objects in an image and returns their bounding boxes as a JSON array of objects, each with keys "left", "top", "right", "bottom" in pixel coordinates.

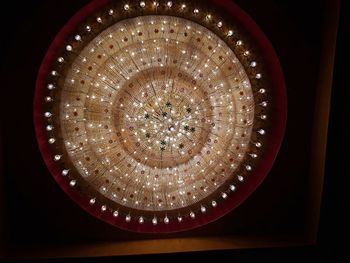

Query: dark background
[{"left": 0, "top": 0, "right": 347, "bottom": 261}]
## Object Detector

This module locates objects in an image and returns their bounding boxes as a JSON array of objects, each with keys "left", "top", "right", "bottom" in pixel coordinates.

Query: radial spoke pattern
[{"left": 61, "top": 16, "right": 254, "bottom": 211}]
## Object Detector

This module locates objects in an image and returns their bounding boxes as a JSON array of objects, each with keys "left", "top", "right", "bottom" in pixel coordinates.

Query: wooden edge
[
  {"left": 306, "top": 0, "right": 340, "bottom": 243},
  {"left": 1, "top": 234, "right": 308, "bottom": 259}
]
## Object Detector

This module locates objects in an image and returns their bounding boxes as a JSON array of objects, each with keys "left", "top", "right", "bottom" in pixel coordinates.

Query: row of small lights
[
  {"left": 44, "top": 0, "right": 267, "bottom": 225},
  {"left": 88, "top": 193, "right": 229, "bottom": 225}
]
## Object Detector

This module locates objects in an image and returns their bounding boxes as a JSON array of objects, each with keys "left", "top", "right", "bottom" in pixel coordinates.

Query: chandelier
[{"left": 34, "top": 0, "right": 287, "bottom": 233}]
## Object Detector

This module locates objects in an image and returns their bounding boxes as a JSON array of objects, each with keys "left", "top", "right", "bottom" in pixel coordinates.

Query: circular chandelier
[{"left": 34, "top": 0, "right": 286, "bottom": 233}]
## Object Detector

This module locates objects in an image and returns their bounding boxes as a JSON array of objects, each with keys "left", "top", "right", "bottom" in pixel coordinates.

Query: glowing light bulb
[
  {"left": 258, "top": 129, "right": 265, "bottom": 135},
  {"left": 164, "top": 216, "right": 169, "bottom": 224}
]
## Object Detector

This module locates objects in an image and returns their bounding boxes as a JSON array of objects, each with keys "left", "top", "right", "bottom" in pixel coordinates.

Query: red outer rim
[{"left": 34, "top": 0, "right": 287, "bottom": 233}]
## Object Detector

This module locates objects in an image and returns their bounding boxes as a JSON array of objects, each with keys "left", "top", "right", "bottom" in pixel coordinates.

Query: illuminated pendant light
[{"left": 34, "top": 0, "right": 287, "bottom": 233}]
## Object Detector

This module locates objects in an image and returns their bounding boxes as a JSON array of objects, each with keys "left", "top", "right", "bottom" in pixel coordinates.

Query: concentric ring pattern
[{"left": 34, "top": 0, "right": 286, "bottom": 233}]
